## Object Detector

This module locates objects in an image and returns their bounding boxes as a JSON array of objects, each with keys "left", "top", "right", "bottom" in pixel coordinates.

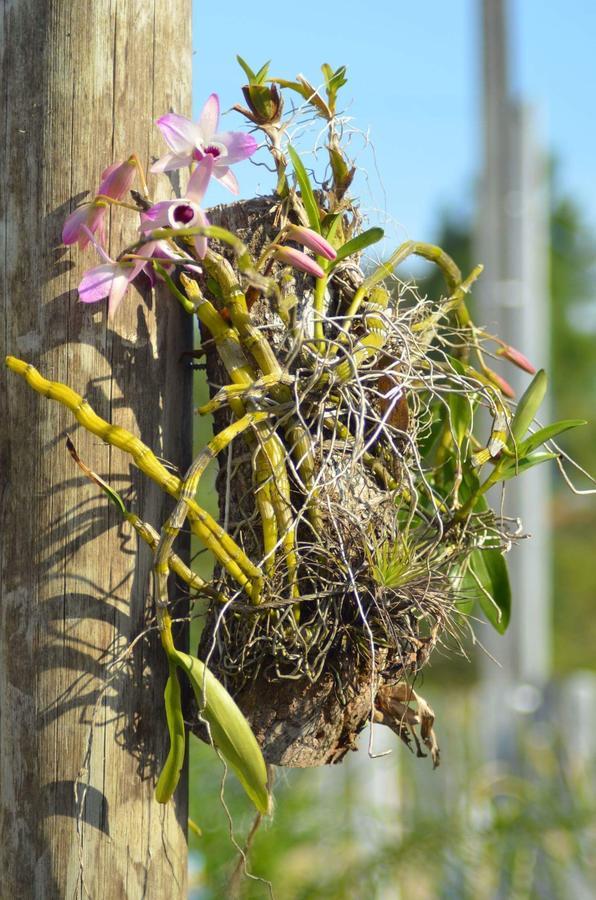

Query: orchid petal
[
  {"left": 216, "top": 131, "right": 258, "bottom": 164},
  {"left": 78, "top": 263, "right": 119, "bottom": 304},
  {"left": 80, "top": 226, "right": 113, "bottom": 264},
  {"left": 140, "top": 201, "right": 175, "bottom": 234},
  {"left": 192, "top": 209, "right": 210, "bottom": 259},
  {"left": 62, "top": 207, "right": 89, "bottom": 245},
  {"left": 98, "top": 156, "right": 136, "bottom": 200},
  {"left": 62, "top": 202, "right": 107, "bottom": 247},
  {"left": 193, "top": 234, "right": 208, "bottom": 259},
  {"left": 187, "top": 156, "right": 214, "bottom": 204},
  {"left": 156, "top": 113, "right": 200, "bottom": 154},
  {"left": 497, "top": 344, "right": 536, "bottom": 375},
  {"left": 214, "top": 166, "right": 239, "bottom": 195},
  {"left": 150, "top": 151, "right": 194, "bottom": 174},
  {"left": 198, "top": 94, "right": 220, "bottom": 139},
  {"left": 108, "top": 269, "right": 134, "bottom": 319}
]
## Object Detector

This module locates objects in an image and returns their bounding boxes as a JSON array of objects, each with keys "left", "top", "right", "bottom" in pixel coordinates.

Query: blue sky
[{"left": 192, "top": 0, "right": 596, "bottom": 245}]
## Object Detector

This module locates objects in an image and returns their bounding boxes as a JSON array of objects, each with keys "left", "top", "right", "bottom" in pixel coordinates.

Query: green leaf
[
  {"left": 518, "top": 419, "right": 586, "bottom": 455},
  {"left": 272, "top": 78, "right": 331, "bottom": 118},
  {"left": 321, "top": 63, "right": 334, "bottom": 84},
  {"left": 254, "top": 60, "right": 271, "bottom": 85},
  {"left": 332, "top": 227, "right": 384, "bottom": 265},
  {"left": 495, "top": 451, "right": 558, "bottom": 482},
  {"left": 170, "top": 648, "right": 270, "bottom": 814},
  {"left": 328, "top": 146, "right": 354, "bottom": 196},
  {"left": 320, "top": 212, "right": 342, "bottom": 244},
  {"left": 236, "top": 55, "right": 256, "bottom": 83},
  {"left": 468, "top": 548, "right": 511, "bottom": 633},
  {"left": 510, "top": 369, "right": 547, "bottom": 441},
  {"left": 458, "top": 463, "right": 480, "bottom": 504},
  {"left": 155, "top": 661, "right": 186, "bottom": 803},
  {"left": 287, "top": 144, "right": 321, "bottom": 233},
  {"left": 448, "top": 391, "right": 472, "bottom": 448}
]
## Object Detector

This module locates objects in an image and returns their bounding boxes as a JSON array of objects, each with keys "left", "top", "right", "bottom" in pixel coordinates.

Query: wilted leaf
[{"left": 66, "top": 436, "right": 127, "bottom": 515}]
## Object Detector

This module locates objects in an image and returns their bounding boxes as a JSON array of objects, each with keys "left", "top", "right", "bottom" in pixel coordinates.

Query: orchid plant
[{"left": 7, "top": 59, "right": 590, "bottom": 828}]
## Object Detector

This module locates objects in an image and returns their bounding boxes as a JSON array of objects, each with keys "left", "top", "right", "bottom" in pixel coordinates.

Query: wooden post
[{"left": 0, "top": 3, "right": 192, "bottom": 896}]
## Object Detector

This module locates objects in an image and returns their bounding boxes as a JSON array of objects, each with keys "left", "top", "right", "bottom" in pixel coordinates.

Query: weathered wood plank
[{"left": 1, "top": 2, "right": 192, "bottom": 896}]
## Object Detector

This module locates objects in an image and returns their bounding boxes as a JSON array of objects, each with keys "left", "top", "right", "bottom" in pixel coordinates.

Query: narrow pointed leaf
[
  {"left": 272, "top": 79, "right": 331, "bottom": 118},
  {"left": 155, "top": 661, "right": 186, "bottom": 803},
  {"left": 510, "top": 369, "right": 547, "bottom": 441},
  {"left": 448, "top": 391, "right": 472, "bottom": 448},
  {"left": 519, "top": 419, "right": 586, "bottom": 455},
  {"left": 331, "top": 227, "right": 385, "bottom": 265},
  {"left": 287, "top": 144, "right": 321, "bottom": 233},
  {"left": 236, "top": 55, "right": 256, "bottom": 83},
  {"left": 170, "top": 648, "right": 270, "bottom": 814},
  {"left": 254, "top": 60, "right": 271, "bottom": 84},
  {"left": 495, "top": 451, "right": 558, "bottom": 482}
]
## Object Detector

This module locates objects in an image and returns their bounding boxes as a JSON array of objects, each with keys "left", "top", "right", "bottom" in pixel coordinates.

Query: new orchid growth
[
  {"left": 273, "top": 245, "right": 326, "bottom": 279},
  {"left": 284, "top": 224, "right": 337, "bottom": 261},
  {"left": 484, "top": 367, "right": 516, "bottom": 399},
  {"left": 496, "top": 343, "right": 537, "bottom": 375}
]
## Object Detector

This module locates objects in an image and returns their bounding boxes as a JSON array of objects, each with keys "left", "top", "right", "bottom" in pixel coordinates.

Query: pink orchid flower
[
  {"left": 150, "top": 93, "right": 257, "bottom": 194},
  {"left": 78, "top": 228, "right": 190, "bottom": 319},
  {"left": 140, "top": 157, "right": 212, "bottom": 258},
  {"left": 63, "top": 156, "right": 138, "bottom": 248},
  {"left": 97, "top": 155, "right": 137, "bottom": 200},
  {"left": 62, "top": 199, "right": 108, "bottom": 249}
]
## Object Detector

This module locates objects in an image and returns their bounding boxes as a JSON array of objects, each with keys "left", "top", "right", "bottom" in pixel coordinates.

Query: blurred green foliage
[
  {"left": 421, "top": 170, "right": 596, "bottom": 675},
  {"left": 189, "top": 689, "right": 595, "bottom": 898}
]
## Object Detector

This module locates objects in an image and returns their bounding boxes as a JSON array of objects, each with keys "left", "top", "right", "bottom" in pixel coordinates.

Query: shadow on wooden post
[{"left": 0, "top": 2, "right": 192, "bottom": 897}]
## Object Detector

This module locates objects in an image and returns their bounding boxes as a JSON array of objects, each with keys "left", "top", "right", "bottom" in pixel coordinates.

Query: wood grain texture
[{"left": 0, "top": 2, "right": 192, "bottom": 896}]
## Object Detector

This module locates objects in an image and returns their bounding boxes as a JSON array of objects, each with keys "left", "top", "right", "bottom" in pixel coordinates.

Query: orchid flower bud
[
  {"left": 496, "top": 344, "right": 536, "bottom": 375},
  {"left": 485, "top": 367, "right": 515, "bottom": 399},
  {"left": 273, "top": 245, "right": 325, "bottom": 279},
  {"left": 285, "top": 224, "right": 337, "bottom": 261}
]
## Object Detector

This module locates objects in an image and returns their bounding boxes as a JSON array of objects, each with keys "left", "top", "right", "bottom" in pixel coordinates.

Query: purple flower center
[
  {"left": 193, "top": 145, "right": 221, "bottom": 161},
  {"left": 173, "top": 204, "right": 196, "bottom": 225}
]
